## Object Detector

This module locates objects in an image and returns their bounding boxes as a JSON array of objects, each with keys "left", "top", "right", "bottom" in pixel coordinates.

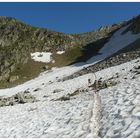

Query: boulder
[{"left": 9, "top": 75, "right": 19, "bottom": 82}]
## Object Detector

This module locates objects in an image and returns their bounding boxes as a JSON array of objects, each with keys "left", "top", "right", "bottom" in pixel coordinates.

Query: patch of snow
[
  {"left": 87, "top": 25, "right": 140, "bottom": 64},
  {"left": 56, "top": 51, "right": 65, "bottom": 54},
  {"left": 52, "top": 60, "right": 55, "bottom": 63},
  {"left": 31, "top": 52, "right": 52, "bottom": 63}
]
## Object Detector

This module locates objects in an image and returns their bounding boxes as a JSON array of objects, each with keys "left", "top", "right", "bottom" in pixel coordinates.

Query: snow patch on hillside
[
  {"left": 31, "top": 52, "right": 52, "bottom": 63},
  {"left": 87, "top": 25, "right": 140, "bottom": 64},
  {"left": 56, "top": 51, "right": 65, "bottom": 54}
]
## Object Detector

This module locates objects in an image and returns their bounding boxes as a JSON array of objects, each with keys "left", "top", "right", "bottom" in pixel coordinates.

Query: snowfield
[
  {"left": 0, "top": 58, "right": 140, "bottom": 138},
  {"left": 31, "top": 52, "right": 52, "bottom": 63},
  {"left": 0, "top": 92, "right": 95, "bottom": 138},
  {"left": 87, "top": 25, "right": 140, "bottom": 64},
  {"left": 0, "top": 25, "right": 140, "bottom": 137},
  {"left": 100, "top": 77, "right": 140, "bottom": 138}
]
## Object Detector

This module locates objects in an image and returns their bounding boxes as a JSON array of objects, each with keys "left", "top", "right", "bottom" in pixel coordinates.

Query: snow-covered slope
[
  {"left": 87, "top": 25, "right": 140, "bottom": 63},
  {"left": 0, "top": 58, "right": 140, "bottom": 138},
  {"left": 0, "top": 24, "right": 140, "bottom": 138},
  {"left": 98, "top": 60, "right": 140, "bottom": 138}
]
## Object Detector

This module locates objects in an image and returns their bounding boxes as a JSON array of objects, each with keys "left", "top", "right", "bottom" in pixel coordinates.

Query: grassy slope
[
  {"left": 0, "top": 38, "right": 110, "bottom": 89},
  {"left": 0, "top": 59, "right": 46, "bottom": 88}
]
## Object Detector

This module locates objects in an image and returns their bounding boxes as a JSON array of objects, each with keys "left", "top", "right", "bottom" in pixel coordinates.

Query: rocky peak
[{"left": 122, "top": 15, "right": 140, "bottom": 34}]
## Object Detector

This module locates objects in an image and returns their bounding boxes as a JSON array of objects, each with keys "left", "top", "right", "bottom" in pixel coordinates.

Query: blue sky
[{"left": 0, "top": 2, "right": 140, "bottom": 33}]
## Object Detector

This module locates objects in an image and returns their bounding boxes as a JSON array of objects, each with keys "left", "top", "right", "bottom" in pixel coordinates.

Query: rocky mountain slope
[
  {"left": 0, "top": 16, "right": 123, "bottom": 88},
  {"left": 0, "top": 14, "right": 140, "bottom": 138},
  {"left": 0, "top": 17, "right": 78, "bottom": 86},
  {"left": 64, "top": 15, "right": 140, "bottom": 80}
]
